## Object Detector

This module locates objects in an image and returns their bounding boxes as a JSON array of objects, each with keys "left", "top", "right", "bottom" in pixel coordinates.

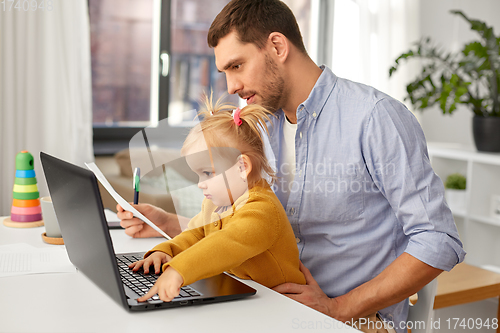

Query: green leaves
[
  {"left": 390, "top": 10, "right": 500, "bottom": 117},
  {"left": 389, "top": 49, "right": 415, "bottom": 77},
  {"left": 451, "top": 10, "right": 495, "bottom": 42},
  {"left": 440, "top": 74, "right": 471, "bottom": 114},
  {"left": 445, "top": 173, "right": 466, "bottom": 190}
]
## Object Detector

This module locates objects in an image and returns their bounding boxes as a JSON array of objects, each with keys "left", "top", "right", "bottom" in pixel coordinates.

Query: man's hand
[
  {"left": 116, "top": 203, "right": 183, "bottom": 238},
  {"left": 273, "top": 261, "right": 339, "bottom": 318},
  {"left": 138, "top": 266, "right": 184, "bottom": 303},
  {"left": 276, "top": 253, "right": 443, "bottom": 324}
]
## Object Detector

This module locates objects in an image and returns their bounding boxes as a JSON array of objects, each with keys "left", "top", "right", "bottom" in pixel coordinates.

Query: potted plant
[
  {"left": 444, "top": 173, "right": 467, "bottom": 212},
  {"left": 389, "top": 10, "right": 500, "bottom": 152}
]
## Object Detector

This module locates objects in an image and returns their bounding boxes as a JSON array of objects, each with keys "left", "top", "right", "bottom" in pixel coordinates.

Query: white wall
[{"left": 418, "top": 0, "right": 500, "bottom": 147}]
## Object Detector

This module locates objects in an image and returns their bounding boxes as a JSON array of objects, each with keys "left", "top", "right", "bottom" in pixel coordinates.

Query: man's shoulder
[
  {"left": 333, "top": 76, "right": 391, "bottom": 106},
  {"left": 328, "top": 77, "right": 412, "bottom": 124}
]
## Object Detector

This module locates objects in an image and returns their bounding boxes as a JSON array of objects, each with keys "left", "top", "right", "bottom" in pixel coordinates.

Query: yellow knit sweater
[{"left": 145, "top": 179, "right": 306, "bottom": 288}]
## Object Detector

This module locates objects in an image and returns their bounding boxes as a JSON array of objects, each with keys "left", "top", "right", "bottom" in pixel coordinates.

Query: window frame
[
  {"left": 91, "top": 0, "right": 327, "bottom": 155},
  {"left": 92, "top": 0, "right": 171, "bottom": 155}
]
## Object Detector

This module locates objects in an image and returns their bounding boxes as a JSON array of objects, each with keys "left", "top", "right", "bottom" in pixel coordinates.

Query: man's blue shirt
[{"left": 265, "top": 66, "right": 465, "bottom": 332}]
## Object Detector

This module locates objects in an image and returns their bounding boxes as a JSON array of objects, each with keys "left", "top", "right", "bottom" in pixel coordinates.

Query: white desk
[{"left": 0, "top": 219, "right": 358, "bottom": 333}]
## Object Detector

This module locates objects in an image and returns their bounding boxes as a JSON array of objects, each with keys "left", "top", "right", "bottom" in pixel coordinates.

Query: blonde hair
[{"left": 182, "top": 94, "right": 276, "bottom": 186}]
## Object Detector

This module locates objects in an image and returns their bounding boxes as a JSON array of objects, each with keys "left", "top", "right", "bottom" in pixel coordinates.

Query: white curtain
[
  {"left": 0, "top": 0, "right": 94, "bottom": 215},
  {"left": 330, "top": 0, "right": 421, "bottom": 106}
]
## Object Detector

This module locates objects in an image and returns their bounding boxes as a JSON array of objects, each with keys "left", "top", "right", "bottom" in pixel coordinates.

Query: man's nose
[{"left": 226, "top": 74, "right": 242, "bottom": 95}]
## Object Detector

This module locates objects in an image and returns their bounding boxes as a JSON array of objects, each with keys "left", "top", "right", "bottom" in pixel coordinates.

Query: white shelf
[
  {"left": 469, "top": 214, "right": 500, "bottom": 227},
  {"left": 428, "top": 142, "right": 500, "bottom": 268},
  {"left": 428, "top": 142, "right": 500, "bottom": 166},
  {"left": 451, "top": 209, "right": 467, "bottom": 218}
]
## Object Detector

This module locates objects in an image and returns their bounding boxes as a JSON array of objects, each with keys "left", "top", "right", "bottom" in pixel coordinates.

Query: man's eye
[{"left": 233, "top": 64, "right": 241, "bottom": 70}]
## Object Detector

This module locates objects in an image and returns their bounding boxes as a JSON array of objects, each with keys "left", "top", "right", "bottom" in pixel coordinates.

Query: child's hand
[
  {"left": 129, "top": 251, "right": 172, "bottom": 275},
  {"left": 138, "top": 266, "right": 184, "bottom": 302}
]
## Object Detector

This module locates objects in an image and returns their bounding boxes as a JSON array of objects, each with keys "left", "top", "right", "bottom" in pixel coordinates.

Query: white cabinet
[{"left": 428, "top": 142, "right": 500, "bottom": 268}]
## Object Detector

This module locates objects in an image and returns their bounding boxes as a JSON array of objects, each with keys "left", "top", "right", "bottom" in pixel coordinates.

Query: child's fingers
[
  {"left": 159, "top": 288, "right": 170, "bottom": 302},
  {"left": 154, "top": 259, "right": 162, "bottom": 275},
  {"left": 163, "top": 279, "right": 181, "bottom": 302},
  {"left": 129, "top": 260, "right": 143, "bottom": 271},
  {"left": 142, "top": 259, "right": 152, "bottom": 274},
  {"left": 138, "top": 285, "right": 158, "bottom": 302},
  {"left": 130, "top": 258, "right": 151, "bottom": 273},
  {"left": 168, "top": 285, "right": 180, "bottom": 301},
  {"left": 159, "top": 286, "right": 177, "bottom": 303}
]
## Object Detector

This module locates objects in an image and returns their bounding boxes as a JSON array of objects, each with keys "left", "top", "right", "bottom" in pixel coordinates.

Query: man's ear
[
  {"left": 238, "top": 154, "right": 253, "bottom": 179},
  {"left": 267, "top": 32, "right": 289, "bottom": 64}
]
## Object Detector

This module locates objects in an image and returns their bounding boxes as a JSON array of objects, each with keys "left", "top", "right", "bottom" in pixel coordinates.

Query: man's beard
[{"left": 238, "top": 54, "right": 285, "bottom": 112}]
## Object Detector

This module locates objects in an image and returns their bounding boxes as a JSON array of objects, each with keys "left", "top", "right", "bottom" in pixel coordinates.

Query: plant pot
[
  {"left": 445, "top": 189, "right": 466, "bottom": 213},
  {"left": 472, "top": 116, "right": 500, "bottom": 152}
]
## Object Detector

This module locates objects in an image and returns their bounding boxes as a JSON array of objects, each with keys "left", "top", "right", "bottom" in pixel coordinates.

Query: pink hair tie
[{"left": 232, "top": 107, "right": 242, "bottom": 126}]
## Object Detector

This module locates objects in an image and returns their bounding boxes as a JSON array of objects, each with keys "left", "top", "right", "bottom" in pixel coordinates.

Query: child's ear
[{"left": 238, "top": 154, "right": 252, "bottom": 179}]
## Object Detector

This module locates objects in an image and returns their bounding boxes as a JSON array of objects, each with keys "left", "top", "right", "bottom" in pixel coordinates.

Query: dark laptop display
[{"left": 40, "top": 152, "right": 256, "bottom": 311}]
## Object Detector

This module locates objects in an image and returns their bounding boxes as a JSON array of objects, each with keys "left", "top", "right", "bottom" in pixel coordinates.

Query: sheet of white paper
[
  {"left": 0, "top": 244, "right": 76, "bottom": 278},
  {"left": 0, "top": 243, "right": 37, "bottom": 252},
  {"left": 104, "top": 209, "right": 120, "bottom": 223},
  {"left": 85, "top": 162, "right": 171, "bottom": 240}
]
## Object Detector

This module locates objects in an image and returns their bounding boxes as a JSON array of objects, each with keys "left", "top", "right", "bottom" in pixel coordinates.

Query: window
[
  {"left": 329, "top": 0, "right": 420, "bottom": 102},
  {"left": 89, "top": 0, "right": 155, "bottom": 128},
  {"left": 89, "top": 0, "right": 236, "bottom": 154},
  {"left": 89, "top": 0, "right": 156, "bottom": 154},
  {"left": 282, "top": 0, "right": 313, "bottom": 61},
  {"left": 89, "top": 0, "right": 314, "bottom": 154},
  {"left": 167, "top": 0, "right": 238, "bottom": 126}
]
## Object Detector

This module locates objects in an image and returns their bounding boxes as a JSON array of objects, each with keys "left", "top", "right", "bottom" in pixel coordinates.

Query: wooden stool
[{"left": 434, "top": 262, "right": 500, "bottom": 333}]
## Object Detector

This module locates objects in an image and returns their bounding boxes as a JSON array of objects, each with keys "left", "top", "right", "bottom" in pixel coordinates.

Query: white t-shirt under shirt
[{"left": 280, "top": 116, "right": 297, "bottom": 206}]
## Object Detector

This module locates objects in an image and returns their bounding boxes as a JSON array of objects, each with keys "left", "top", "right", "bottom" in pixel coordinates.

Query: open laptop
[{"left": 40, "top": 152, "right": 256, "bottom": 311}]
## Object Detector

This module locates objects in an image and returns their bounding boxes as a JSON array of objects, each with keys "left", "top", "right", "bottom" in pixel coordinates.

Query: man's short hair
[{"left": 208, "top": 0, "right": 307, "bottom": 54}]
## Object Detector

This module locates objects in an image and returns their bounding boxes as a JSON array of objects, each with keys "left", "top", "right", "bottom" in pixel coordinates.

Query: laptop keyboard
[{"left": 116, "top": 254, "right": 201, "bottom": 301}]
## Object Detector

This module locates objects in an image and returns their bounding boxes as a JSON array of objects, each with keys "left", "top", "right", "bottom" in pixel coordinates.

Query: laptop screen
[{"left": 41, "top": 152, "right": 129, "bottom": 308}]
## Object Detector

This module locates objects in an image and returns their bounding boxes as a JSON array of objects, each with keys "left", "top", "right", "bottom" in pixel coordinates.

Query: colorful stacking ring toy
[{"left": 3, "top": 151, "right": 44, "bottom": 228}]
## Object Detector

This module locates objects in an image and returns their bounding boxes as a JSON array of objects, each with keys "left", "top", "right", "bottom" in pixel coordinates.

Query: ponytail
[{"left": 182, "top": 93, "right": 276, "bottom": 185}]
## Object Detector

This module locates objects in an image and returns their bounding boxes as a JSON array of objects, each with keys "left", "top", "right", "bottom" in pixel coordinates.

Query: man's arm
[
  {"left": 275, "top": 98, "right": 462, "bottom": 319},
  {"left": 274, "top": 253, "right": 442, "bottom": 322},
  {"left": 332, "top": 253, "right": 441, "bottom": 321}
]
